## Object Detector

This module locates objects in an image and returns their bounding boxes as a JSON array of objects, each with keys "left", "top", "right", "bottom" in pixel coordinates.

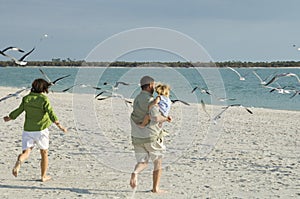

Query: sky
[{"left": 1, "top": 0, "right": 300, "bottom": 62}]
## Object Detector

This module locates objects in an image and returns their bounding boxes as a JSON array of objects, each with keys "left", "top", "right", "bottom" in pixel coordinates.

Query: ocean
[{"left": 0, "top": 66, "right": 299, "bottom": 111}]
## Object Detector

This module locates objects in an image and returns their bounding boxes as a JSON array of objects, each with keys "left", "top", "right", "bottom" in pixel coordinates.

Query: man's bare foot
[
  {"left": 151, "top": 189, "right": 167, "bottom": 194},
  {"left": 130, "top": 172, "right": 138, "bottom": 189},
  {"left": 41, "top": 176, "right": 51, "bottom": 182},
  {"left": 12, "top": 160, "right": 21, "bottom": 177}
]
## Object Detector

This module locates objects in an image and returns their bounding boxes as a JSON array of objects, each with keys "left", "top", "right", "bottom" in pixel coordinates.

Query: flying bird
[
  {"left": 212, "top": 104, "right": 253, "bottom": 124},
  {"left": 267, "top": 83, "right": 296, "bottom": 94},
  {"left": 39, "top": 68, "right": 70, "bottom": 86},
  {"left": 103, "top": 81, "right": 131, "bottom": 90},
  {"left": 95, "top": 90, "right": 132, "bottom": 106},
  {"left": 0, "top": 88, "right": 28, "bottom": 102},
  {"left": 191, "top": 86, "right": 211, "bottom": 95},
  {"left": 2, "top": 47, "right": 35, "bottom": 66},
  {"left": 252, "top": 70, "right": 276, "bottom": 85},
  {"left": 192, "top": 86, "right": 235, "bottom": 101},
  {"left": 227, "top": 66, "right": 246, "bottom": 81},
  {"left": 264, "top": 73, "right": 300, "bottom": 86},
  {"left": 61, "top": 84, "right": 89, "bottom": 92}
]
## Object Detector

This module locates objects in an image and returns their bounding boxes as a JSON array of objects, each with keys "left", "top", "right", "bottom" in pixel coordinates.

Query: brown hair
[
  {"left": 31, "top": 78, "right": 50, "bottom": 93},
  {"left": 155, "top": 83, "right": 170, "bottom": 97}
]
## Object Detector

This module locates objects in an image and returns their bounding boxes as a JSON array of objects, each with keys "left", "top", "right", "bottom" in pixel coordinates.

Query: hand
[
  {"left": 3, "top": 116, "right": 11, "bottom": 122},
  {"left": 61, "top": 127, "right": 68, "bottom": 133},
  {"left": 54, "top": 121, "right": 68, "bottom": 133},
  {"left": 167, "top": 116, "right": 172, "bottom": 122}
]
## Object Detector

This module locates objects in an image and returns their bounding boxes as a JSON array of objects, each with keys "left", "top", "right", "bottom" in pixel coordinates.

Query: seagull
[
  {"left": 191, "top": 86, "right": 211, "bottom": 95},
  {"left": 226, "top": 66, "right": 246, "bottom": 81},
  {"left": 267, "top": 83, "right": 296, "bottom": 94},
  {"left": 212, "top": 104, "right": 253, "bottom": 124},
  {"left": 61, "top": 84, "right": 89, "bottom": 92},
  {"left": 95, "top": 90, "right": 132, "bottom": 106},
  {"left": 39, "top": 68, "right": 70, "bottom": 86},
  {"left": 103, "top": 81, "right": 131, "bottom": 90},
  {"left": 192, "top": 86, "right": 235, "bottom": 101},
  {"left": 252, "top": 70, "right": 276, "bottom": 85},
  {"left": 264, "top": 73, "right": 300, "bottom": 86},
  {"left": 0, "top": 88, "right": 29, "bottom": 102},
  {"left": 170, "top": 99, "right": 190, "bottom": 106},
  {"left": 1, "top": 47, "right": 35, "bottom": 66}
]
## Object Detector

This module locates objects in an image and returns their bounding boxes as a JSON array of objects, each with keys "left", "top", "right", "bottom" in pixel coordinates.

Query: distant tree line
[{"left": 0, "top": 60, "right": 300, "bottom": 67}]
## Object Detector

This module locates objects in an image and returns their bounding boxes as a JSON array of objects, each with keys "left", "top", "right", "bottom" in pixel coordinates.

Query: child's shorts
[{"left": 22, "top": 128, "right": 49, "bottom": 151}]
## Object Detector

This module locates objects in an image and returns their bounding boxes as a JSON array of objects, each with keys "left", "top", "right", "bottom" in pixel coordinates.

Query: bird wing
[
  {"left": 288, "top": 73, "right": 300, "bottom": 82},
  {"left": 0, "top": 88, "right": 26, "bottom": 102},
  {"left": 212, "top": 106, "right": 230, "bottom": 121},
  {"left": 252, "top": 70, "right": 263, "bottom": 82},
  {"left": 52, "top": 74, "right": 71, "bottom": 84},
  {"left": 0, "top": 95, "right": 13, "bottom": 102},
  {"left": 115, "top": 81, "right": 130, "bottom": 87},
  {"left": 92, "top": 86, "right": 102, "bottom": 90},
  {"left": 227, "top": 66, "right": 243, "bottom": 78},
  {"left": 171, "top": 99, "right": 190, "bottom": 106},
  {"left": 191, "top": 86, "right": 198, "bottom": 93},
  {"left": 39, "top": 69, "right": 52, "bottom": 83},
  {"left": 290, "top": 90, "right": 300, "bottom": 99},
  {"left": 264, "top": 76, "right": 277, "bottom": 86},
  {"left": 19, "top": 47, "right": 35, "bottom": 61},
  {"left": 62, "top": 85, "right": 77, "bottom": 92},
  {"left": 2, "top": 46, "right": 25, "bottom": 53}
]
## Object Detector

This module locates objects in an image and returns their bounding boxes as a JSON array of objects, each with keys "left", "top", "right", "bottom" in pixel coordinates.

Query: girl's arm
[
  {"left": 54, "top": 121, "right": 68, "bottom": 133},
  {"left": 150, "top": 106, "right": 172, "bottom": 123},
  {"left": 7, "top": 99, "right": 25, "bottom": 121}
]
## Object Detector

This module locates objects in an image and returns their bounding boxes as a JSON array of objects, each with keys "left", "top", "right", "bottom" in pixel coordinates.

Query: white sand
[{"left": 0, "top": 86, "right": 299, "bottom": 198}]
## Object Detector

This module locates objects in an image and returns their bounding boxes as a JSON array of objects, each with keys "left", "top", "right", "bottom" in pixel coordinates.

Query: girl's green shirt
[{"left": 9, "top": 92, "right": 58, "bottom": 131}]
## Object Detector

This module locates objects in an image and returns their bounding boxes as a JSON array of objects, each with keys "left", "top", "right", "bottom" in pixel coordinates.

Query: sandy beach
[{"left": 0, "top": 86, "right": 299, "bottom": 198}]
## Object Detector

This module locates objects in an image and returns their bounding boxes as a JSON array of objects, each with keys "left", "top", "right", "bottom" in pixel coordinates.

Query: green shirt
[{"left": 9, "top": 92, "right": 58, "bottom": 131}]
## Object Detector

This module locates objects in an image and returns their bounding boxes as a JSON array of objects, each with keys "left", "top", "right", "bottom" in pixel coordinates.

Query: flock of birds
[
  {"left": 1, "top": 66, "right": 299, "bottom": 124},
  {"left": 0, "top": 43, "right": 300, "bottom": 124}
]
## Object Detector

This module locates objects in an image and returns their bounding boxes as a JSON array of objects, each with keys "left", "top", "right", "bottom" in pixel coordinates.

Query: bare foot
[
  {"left": 41, "top": 176, "right": 51, "bottom": 182},
  {"left": 151, "top": 189, "right": 167, "bottom": 194},
  {"left": 12, "top": 160, "right": 21, "bottom": 177},
  {"left": 130, "top": 173, "right": 138, "bottom": 189}
]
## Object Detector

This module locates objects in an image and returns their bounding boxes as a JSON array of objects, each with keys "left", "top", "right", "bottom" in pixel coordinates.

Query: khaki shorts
[
  {"left": 133, "top": 139, "right": 166, "bottom": 163},
  {"left": 22, "top": 128, "right": 49, "bottom": 150}
]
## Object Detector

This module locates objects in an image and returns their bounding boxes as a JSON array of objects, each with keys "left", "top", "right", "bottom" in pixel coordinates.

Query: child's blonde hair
[{"left": 155, "top": 83, "right": 171, "bottom": 97}]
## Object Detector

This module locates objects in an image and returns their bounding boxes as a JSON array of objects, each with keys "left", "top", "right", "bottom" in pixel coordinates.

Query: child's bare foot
[
  {"left": 41, "top": 176, "right": 51, "bottom": 182},
  {"left": 12, "top": 160, "right": 21, "bottom": 177},
  {"left": 151, "top": 189, "right": 167, "bottom": 194},
  {"left": 130, "top": 173, "right": 138, "bottom": 189}
]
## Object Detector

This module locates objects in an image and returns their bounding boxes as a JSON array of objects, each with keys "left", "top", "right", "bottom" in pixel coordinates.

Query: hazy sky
[{"left": 1, "top": 0, "right": 300, "bottom": 62}]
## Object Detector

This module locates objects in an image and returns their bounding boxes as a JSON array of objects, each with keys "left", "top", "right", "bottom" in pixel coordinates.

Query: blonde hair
[{"left": 155, "top": 83, "right": 170, "bottom": 97}]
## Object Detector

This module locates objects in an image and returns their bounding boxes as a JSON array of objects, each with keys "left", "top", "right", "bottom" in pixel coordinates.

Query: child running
[
  {"left": 139, "top": 83, "right": 172, "bottom": 128},
  {"left": 3, "top": 78, "right": 67, "bottom": 182}
]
